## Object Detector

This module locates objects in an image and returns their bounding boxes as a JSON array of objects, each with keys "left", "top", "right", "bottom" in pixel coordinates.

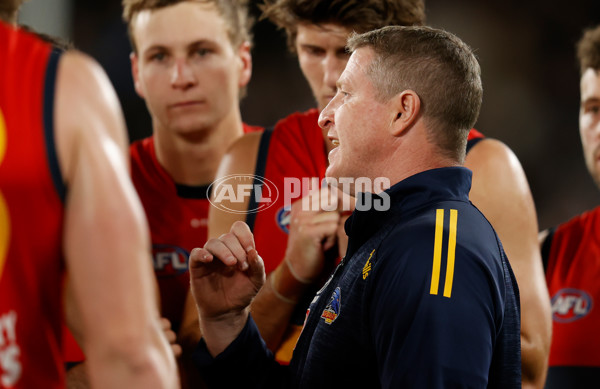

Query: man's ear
[
  {"left": 389, "top": 90, "right": 421, "bottom": 137},
  {"left": 130, "top": 52, "right": 145, "bottom": 99},
  {"left": 237, "top": 41, "right": 252, "bottom": 88}
]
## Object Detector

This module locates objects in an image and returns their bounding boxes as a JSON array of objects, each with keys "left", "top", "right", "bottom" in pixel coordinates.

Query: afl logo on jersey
[
  {"left": 551, "top": 288, "right": 593, "bottom": 323},
  {"left": 276, "top": 205, "right": 291, "bottom": 234},
  {"left": 321, "top": 287, "right": 341, "bottom": 325},
  {"left": 152, "top": 244, "right": 189, "bottom": 278}
]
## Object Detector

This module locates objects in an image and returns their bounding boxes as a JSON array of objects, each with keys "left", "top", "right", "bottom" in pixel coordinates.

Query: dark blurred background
[{"left": 18, "top": 0, "right": 600, "bottom": 230}]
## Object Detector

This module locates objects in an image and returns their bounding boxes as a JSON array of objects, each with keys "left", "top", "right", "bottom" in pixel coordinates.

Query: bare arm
[
  {"left": 56, "top": 51, "right": 178, "bottom": 389},
  {"left": 179, "top": 130, "right": 312, "bottom": 352},
  {"left": 180, "top": 131, "right": 317, "bottom": 351},
  {"left": 251, "top": 188, "right": 340, "bottom": 351},
  {"left": 465, "top": 139, "right": 551, "bottom": 389},
  {"left": 182, "top": 131, "right": 340, "bottom": 354},
  {"left": 179, "top": 132, "right": 262, "bottom": 353}
]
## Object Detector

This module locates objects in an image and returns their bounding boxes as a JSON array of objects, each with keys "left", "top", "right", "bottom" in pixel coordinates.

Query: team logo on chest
[
  {"left": 363, "top": 249, "right": 375, "bottom": 280},
  {"left": 551, "top": 288, "right": 593, "bottom": 323},
  {"left": 321, "top": 287, "right": 341, "bottom": 324}
]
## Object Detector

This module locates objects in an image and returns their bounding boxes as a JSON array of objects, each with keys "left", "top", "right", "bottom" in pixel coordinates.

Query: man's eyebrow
[
  {"left": 143, "top": 39, "right": 216, "bottom": 53},
  {"left": 299, "top": 43, "right": 323, "bottom": 49},
  {"left": 336, "top": 77, "right": 348, "bottom": 90},
  {"left": 581, "top": 96, "right": 600, "bottom": 105},
  {"left": 187, "top": 39, "right": 217, "bottom": 48},
  {"left": 143, "top": 44, "right": 168, "bottom": 53}
]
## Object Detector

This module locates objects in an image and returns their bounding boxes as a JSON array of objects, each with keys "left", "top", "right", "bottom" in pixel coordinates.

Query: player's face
[
  {"left": 130, "top": 2, "right": 250, "bottom": 134},
  {"left": 295, "top": 23, "right": 351, "bottom": 111},
  {"left": 579, "top": 68, "right": 600, "bottom": 188},
  {"left": 319, "top": 48, "right": 396, "bottom": 190}
]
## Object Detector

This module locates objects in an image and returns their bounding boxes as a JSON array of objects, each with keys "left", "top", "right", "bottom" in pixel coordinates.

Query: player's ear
[
  {"left": 130, "top": 52, "right": 145, "bottom": 99},
  {"left": 237, "top": 41, "right": 252, "bottom": 88},
  {"left": 389, "top": 90, "right": 420, "bottom": 137}
]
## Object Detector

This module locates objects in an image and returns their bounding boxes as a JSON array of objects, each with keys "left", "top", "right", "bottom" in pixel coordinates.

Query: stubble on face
[{"left": 579, "top": 68, "right": 600, "bottom": 188}]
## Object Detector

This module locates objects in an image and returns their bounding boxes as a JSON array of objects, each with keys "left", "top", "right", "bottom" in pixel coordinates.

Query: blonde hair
[{"left": 122, "top": 0, "right": 252, "bottom": 52}]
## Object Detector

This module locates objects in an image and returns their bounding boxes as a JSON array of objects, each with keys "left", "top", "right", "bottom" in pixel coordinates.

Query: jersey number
[{"left": 0, "top": 108, "right": 10, "bottom": 281}]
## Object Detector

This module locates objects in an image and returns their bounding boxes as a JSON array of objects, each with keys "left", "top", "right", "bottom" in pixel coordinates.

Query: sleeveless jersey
[
  {"left": 62, "top": 125, "right": 262, "bottom": 361},
  {"left": 542, "top": 207, "right": 600, "bottom": 387},
  {"left": 248, "top": 108, "right": 485, "bottom": 363},
  {"left": 0, "top": 21, "right": 65, "bottom": 388},
  {"left": 132, "top": 124, "right": 262, "bottom": 332}
]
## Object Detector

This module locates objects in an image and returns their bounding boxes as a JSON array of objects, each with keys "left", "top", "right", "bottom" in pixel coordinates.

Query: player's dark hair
[
  {"left": 261, "top": 0, "right": 425, "bottom": 52},
  {"left": 0, "top": 0, "right": 25, "bottom": 23},
  {"left": 577, "top": 25, "right": 600, "bottom": 75}
]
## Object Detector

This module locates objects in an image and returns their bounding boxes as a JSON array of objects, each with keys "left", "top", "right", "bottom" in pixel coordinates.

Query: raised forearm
[
  {"left": 251, "top": 261, "right": 312, "bottom": 350},
  {"left": 521, "top": 330, "right": 550, "bottom": 389}
]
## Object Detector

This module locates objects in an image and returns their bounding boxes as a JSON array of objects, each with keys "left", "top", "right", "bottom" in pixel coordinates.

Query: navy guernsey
[{"left": 194, "top": 167, "right": 521, "bottom": 388}]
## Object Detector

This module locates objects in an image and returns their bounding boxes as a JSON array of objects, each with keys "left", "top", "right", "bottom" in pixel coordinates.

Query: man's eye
[
  {"left": 195, "top": 48, "right": 211, "bottom": 57},
  {"left": 304, "top": 47, "right": 325, "bottom": 56},
  {"left": 150, "top": 52, "right": 166, "bottom": 61},
  {"left": 584, "top": 105, "right": 600, "bottom": 114}
]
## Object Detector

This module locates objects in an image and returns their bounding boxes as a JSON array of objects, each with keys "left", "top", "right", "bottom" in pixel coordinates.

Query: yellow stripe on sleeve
[
  {"left": 443, "top": 209, "right": 458, "bottom": 298},
  {"left": 430, "top": 209, "right": 444, "bottom": 295}
]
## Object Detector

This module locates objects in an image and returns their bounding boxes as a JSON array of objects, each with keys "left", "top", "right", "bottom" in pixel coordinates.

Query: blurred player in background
[
  {"left": 63, "top": 0, "right": 260, "bottom": 387},
  {"left": 540, "top": 24, "right": 600, "bottom": 389},
  {"left": 0, "top": 0, "right": 178, "bottom": 387}
]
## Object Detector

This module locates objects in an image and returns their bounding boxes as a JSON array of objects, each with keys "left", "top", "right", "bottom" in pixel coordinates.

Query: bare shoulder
[
  {"left": 56, "top": 51, "right": 122, "bottom": 116},
  {"left": 465, "top": 138, "right": 530, "bottom": 193},
  {"left": 466, "top": 138, "right": 522, "bottom": 174},
  {"left": 218, "top": 131, "right": 263, "bottom": 177},
  {"left": 465, "top": 138, "right": 540, "bottom": 261},
  {"left": 54, "top": 50, "right": 128, "bottom": 182}
]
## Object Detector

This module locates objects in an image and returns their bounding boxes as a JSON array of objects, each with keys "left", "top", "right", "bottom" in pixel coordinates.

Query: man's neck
[{"left": 153, "top": 113, "right": 244, "bottom": 186}]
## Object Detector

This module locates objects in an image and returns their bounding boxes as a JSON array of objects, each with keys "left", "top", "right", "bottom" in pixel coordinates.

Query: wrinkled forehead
[{"left": 336, "top": 48, "right": 376, "bottom": 89}]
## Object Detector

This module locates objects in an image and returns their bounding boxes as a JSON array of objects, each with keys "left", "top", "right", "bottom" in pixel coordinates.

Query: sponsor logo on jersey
[
  {"left": 551, "top": 288, "right": 593, "bottom": 323},
  {"left": 276, "top": 205, "right": 291, "bottom": 234},
  {"left": 321, "top": 287, "right": 341, "bottom": 324},
  {"left": 363, "top": 249, "right": 375, "bottom": 280},
  {"left": 152, "top": 244, "right": 189, "bottom": 278}
]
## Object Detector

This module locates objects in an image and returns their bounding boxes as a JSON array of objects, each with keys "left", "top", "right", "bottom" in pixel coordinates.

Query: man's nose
[
  {"left": 318, "top": 95, "right": 338, "bottom": 130},
  {"left": 171, "top": 59, "right": 196, "bottom": 89}
]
